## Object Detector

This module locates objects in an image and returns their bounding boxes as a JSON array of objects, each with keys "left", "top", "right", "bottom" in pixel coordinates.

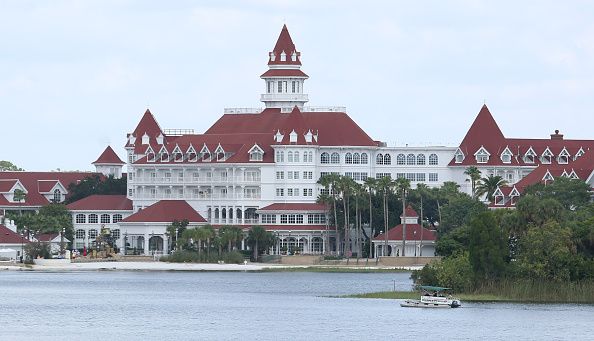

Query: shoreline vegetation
[{"left": 345, "top": 279, "right": 594, "bottom": 303}]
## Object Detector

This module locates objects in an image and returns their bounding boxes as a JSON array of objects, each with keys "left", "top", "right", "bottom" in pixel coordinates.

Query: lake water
[{"left": 1, "top": 270, "right": 592, "bottom": 340}]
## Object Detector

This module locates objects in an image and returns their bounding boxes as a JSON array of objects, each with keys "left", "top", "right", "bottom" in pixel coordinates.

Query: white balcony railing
[
  {"left": 129, "top": 176, "right": 261, "bottom": 185},
  {"left": 260, "top": 93, "right": 309, "bottom": 102}
]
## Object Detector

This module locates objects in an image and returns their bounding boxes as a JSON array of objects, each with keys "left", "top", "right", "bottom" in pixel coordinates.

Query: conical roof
[
  {"left": 93, "top": 146, "right": 125, "bottom": 165},
  {"left": 268, "top": 24, "right": 301, "bottom": 66}
]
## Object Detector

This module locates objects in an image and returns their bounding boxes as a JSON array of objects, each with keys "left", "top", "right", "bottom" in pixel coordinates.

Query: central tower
[{"left": 260, "top": 25, "right": 309, "bottom": 110}]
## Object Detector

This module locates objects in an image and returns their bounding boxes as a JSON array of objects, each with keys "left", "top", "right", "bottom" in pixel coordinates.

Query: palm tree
[
  {"left": 363, "top": 177, "right": 377, "bottom": 258},
  {"left": 376, "top": 176, "right": 394, "bottom": 257},
  {"left": 464, "top": 166, "right": 482, "bottom": 198},
  {"left": 476, "top": 175, "right": 508, "bottom": 202},
  {"left": 318, "top": 173, "right": 341, "bottom": 255},
  {"left": 337, "top": 175, "right": 357, "bottom": 257},
  {"left": 394, "top": 177, "right": 411, "bottom": 256},
  {"left": 352, "top": 182, "right": 365, "bottom": 259},
  {"left": 247, "top": 225, "right": 273, "bottom": 261},
  {"left": 202, "top": 225, "right": 215, "bottom": 258},
  {"left": 193, "top": 227, "right": 209, "bottom": 259}
]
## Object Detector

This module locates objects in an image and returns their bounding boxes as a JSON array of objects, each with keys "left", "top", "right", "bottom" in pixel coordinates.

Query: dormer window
[
  {"left": 274, "top": 130, "right": 284, "bottom": 143},
  {"left": 500, "top": 147, "right": 513, "bottom": 164},
  {"left": 269, "top": 52, "right": 276, "bottom": 62},
  {"left": 289, "top": 130, "right": 297, "bottom": 144},
  {"left": 454, "top": 149, "right": 464, "bottom": 164},
  {"left": 557, "top": 148, "right": 570, "bottom": 164},
  {"left": 523, "top": 147, "right": 536, "bottom": 164},
  {"left": 474, "top": 146, "right": 490, "bottom": 164},
  {"left": 146, "top": 146, "right": 155, "bottom": 162},
  {"left": 569, "top": 170, "right": 579, "bottom": 179},
  {"left": 542, "top": 170, "right": 554, "bottom": 182},
  {"left": 541, "top": 148, "right": 553, "bottom": 164},
  {"left": 141, "top": 133, "right": 149, "bottom": 145},
  {"left": 575, "top": 147, "right": 585, "bottom": 160},
  {"left": 304, "top": 130, "right": 313, "bottom": 143},
  {"left": 187, "top": 145, "right": 197, "bottom": 162},
  {"left": 214, "top": 144, "right": 225, "bottom": 161},
  {"left": 291, "top": 51, "right": 297, "bottom": 62},
  {"left": 493, "top": 188, "right": 505, "bottom": 205},
  {"left": 159, "top": 146, "right": 169, "bottom": 162},
  {"left": 248, "top": 144, "right": 264, "bottom": 162},
  {"left": 156, "top": 133, "right": 164, "bottom": 145},
  {"left": 280, "top": 51, "right": 286, "bottom": 62},
  {"left": 173, "top": 145, "right": 183, "bottom": 162},
  {"left": 129, "top": 136, "right": 136, "bottom": 145}
]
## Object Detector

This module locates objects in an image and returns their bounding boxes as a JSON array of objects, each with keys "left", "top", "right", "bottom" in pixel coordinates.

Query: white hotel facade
[{"left": 5, "top": 25, "right": 590, "bottom": 256}]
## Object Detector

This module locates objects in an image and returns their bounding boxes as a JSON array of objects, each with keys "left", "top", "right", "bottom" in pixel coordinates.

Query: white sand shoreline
[{"left": 1, "top": 261, "right": 421, "bottom": 272}]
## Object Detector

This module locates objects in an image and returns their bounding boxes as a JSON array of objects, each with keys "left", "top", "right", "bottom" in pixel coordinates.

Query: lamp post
[
  {"left": 413, "top": 230, "right": 417, "bottom": 257},
  {"left": 124, "top": 231, "right": 128, "bottom": 256},
  {"left": 175, "top": 227, "right": 179, "bottom": 252},
  {"left": 379, "top": 230, "right": 384, "bottom": 257},
  {"left": 60, "top": 227, "right": 65, "bottom": 257}
]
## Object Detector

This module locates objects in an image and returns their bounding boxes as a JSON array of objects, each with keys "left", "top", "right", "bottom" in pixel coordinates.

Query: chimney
[{"left": 550, "top": 130, "right": 564, "bottom": 140}]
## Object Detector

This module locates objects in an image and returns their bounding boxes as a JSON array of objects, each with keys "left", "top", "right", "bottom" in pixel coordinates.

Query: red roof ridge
[{"left": 93, "top": 146, "right": 125, "bottom": 165}]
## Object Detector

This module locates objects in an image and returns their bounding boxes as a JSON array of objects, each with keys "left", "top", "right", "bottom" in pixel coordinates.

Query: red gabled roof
[
  {"left": 373, "top": 224, "right": 436, "bottom": 241},
  {"left": 257, "top": 203, "right": 329, "bottom": 212},
  {"left": 37, "top": 180, "right": 59, "bottom": 193},
  {"left": 0, "top": 224, "right": 29, "bottom": 244},
  {"left": 450, "top": 105, "right": 594, "bottom": 167},
  {"left": 400, "top": 205, "right": 418, "bottom": 218},
  {"left": 0, "top": 172, "right": 97, "bottom": 207},
  {"left": 93, "top": 146, "right": 125, "bottom": 165},
  {"left": 268, "top": 24, "right": 301, "bottom": 66},
  {"left": 0, "top": 179, "right": 18, "bottom": 192},
  {"left": 126, "top": 109, "right": 165, "bottom": 153},
  {"left": 260, "top": 69, "right": 309, "bottom": 78},
  {"left": 120, "top": 200, "right": 206, "bottom": 223},
  {"left": 35, "top": 233, "right": 60, "bottom": 242},
  {"left": 66, "top": 195, "right": 132, "bottom": 211},
  {"left": 205, "top": 108, "right": 377, "bottom": 147}
]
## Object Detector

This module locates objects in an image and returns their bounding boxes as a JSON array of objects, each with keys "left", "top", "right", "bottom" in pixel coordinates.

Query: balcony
[
  {"left": 260, "top": 93, "right": 308, "bottom": 102},
  {"left": 129, "top": 176, "right": 261, "bottom": 185},
  {"left": 134, "top": 192, "right": 261, "bottom": 200}
]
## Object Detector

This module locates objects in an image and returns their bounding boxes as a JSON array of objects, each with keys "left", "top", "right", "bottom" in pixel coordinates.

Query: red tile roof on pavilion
[
  {"left": 120, "top": 200, "right": 206, "bottom": 223},
  {"left": 0, "top": 224, "right": 29, "bottom": 244},
  {"left": 268, "top": 24, "right": 301, "bottom": 66},
  {"left": 373, "top": 224, "right": 436, "bottom": 242},
  {"left": 93, "top": 146, "right": 125, "bottom": 165},
  {"left": 260, "top": 69, "right": 309, "bottom": 78},
  {"left": 400, "top": 205, "right": 419, "bottom": 218},
  {"left": 66, "top": 195, "right": 132, "bottom": 211}
]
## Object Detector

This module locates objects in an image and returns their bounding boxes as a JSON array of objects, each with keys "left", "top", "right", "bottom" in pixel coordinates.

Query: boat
[{"left": 400, "top": 286, "right": 462, "bottom": 308}]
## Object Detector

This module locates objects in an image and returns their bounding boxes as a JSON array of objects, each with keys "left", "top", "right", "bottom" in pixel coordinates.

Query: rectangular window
[
  {"left": 429, "top": 173, "right": 438, "bottom": 182},
  {"left": 296, "top": 215, "right": 303, "bottom": 224},
  {"left": 293, "top": 171, "right": 299, "bottom": 179},
  {"left": 406, "top": 173, "right": 416, "bottom": 181},
  {"left": 288, "top": 172, "right": 293, "bottom": 180},
  {"left": 277, "top": 81, "right": 282, "bottom": 93},
  {"left": 283, "top": 81, "right": 287, "bottom": 92},
  {"left": 396, "top": 173, "right": 405, "bottom": 179},
  {"left": 128, "top": 189, "right": 134, "bottom": 197},
  {"left": 416, "top": 173, "right": 426, "bottom": 182},
  {"left": 276, "top": 171, "right": 284, "bottom": 180},
  {"left": 292, "top": 81, "right": 296, "bottom": 93},
  {"left": 288, "top": 215, "right": 296, "bottom": 224},
  {"left": 280, "top": 214, "right": 288, "bottom": 224},
  {"left": 267, "top": 81, "right": 272, "bottom": 94},
  {"left": 287, "top": 188, "right": 293, "bottom": 196},
  {"left": 276, "top": 188, "right": 284, "bottom": 197}
]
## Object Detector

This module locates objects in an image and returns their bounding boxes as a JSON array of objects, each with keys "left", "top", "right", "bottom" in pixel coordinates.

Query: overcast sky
[{"left": 2, "top": 0, "right": 593, "bottom": 171}]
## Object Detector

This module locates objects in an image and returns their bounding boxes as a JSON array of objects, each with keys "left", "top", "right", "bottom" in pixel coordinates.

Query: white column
[{"left": 144, "top": 233, "right": 149, "bottom": 255}]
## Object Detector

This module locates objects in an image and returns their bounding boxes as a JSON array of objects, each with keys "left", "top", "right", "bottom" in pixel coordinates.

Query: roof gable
[
  {"left": 93, "top": 146, "right": 125, "bottom": 165},
  {"left": 120, "top": 200, "right": 206, "bottom": 223}
]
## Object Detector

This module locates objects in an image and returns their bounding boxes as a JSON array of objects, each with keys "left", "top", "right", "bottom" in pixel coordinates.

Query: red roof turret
[{"left": 93, "top": 146, "right": 125, "bottom": 165}]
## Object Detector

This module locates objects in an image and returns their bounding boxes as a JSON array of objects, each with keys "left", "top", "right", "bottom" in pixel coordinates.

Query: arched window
[
  {"left": 429, "top": 154, "right": 438, "bottom": 165},
  {"left": 376, "top": 154, "right": 384, "bottom": 165},
  {"left": 75, "top": 214, "right": 86, "bottom": 224},
  {"left": 361, "top": 153, "right": 368, "bottom": 164},
  {"left": 288, "top": 151, "right": 294, "bottom": 162},
  {"left": 384, "top": 154, "right": 391, "bottom": 165},
  {"left": 89, "top": 214, "right": 98, "bottom": 224},
  {"left": 407, "top": 154, "right": 416, "bottom": 165},
  {"left": 308, "top": 151, "right": 313, "bottom": 162},
  {"left": 345, "top": 153, "right": 353, "bottom": 164},
  {"left": 353, "top": 153, "right": 360, "bottom": 164},
  {"left": 276, "top": 151, "right": 284, "bottom": 162},
  {"left": 53, "top": 189, "right": 61, "bottom": 202},
  {"left": 294, "top": 151, "right": 300, "bottom": 162},
  {"left": 75, "top": 229, "right": 85, "bottom": 239},
  {"left": 331, "top": 152, "right": 340, "bottom": 164},
  {"left": 89, "top": 229, "right": 98, "bottom": 239},
  {"left": 397, "top": 154, "right": 405, "bottom": 165},
  {"left": 113, "top": 214, "right": 123, "bottom": 223},
  {"left": 417, "top": 154, "right": 426, "bottom": 165},
  {"left": 320, "top": 152, "right": 329, "bottom": 164},
  {"left": 101, "top": 214, "right": 110, "bottom": 224}
]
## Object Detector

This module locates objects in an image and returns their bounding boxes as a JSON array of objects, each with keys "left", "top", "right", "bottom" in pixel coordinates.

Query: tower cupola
[{"left": 260, "top": 25, "right": 309, "bottom": 110}]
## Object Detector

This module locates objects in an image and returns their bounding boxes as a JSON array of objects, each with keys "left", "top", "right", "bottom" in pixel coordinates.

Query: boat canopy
[{"left": 419, "top": 286, "right": 452, "bottom": 292}]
